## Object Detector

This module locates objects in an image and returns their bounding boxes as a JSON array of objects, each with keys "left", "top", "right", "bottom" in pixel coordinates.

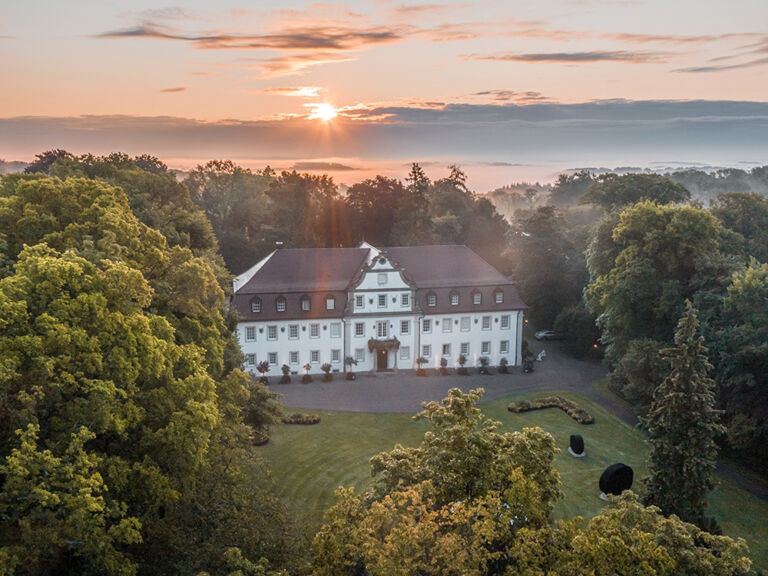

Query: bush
[
  {"left": 478, "top": 356, "right": 492, "bottom": 375},
  {"left": 253, "top": 427, "right": 270, "bottom": 446},
  {"left": 321, "top": 362, "right": 333, "bottom": 381},
  {"left": 439, "top": 357, "right": 449, "bottom": 375},
  {"left": 499, "top": 357, "right": 509, "bottom": 374},
  {"left": 416, "top": 357, "right": 428, "bottom": 376},
  {"left": 508, "top": 395, "right": 594, "bottom": 424},
  {"left": 282, "top": 412, "right": 321, "bottom": 425},
  {"left": 279, "top": 364, "right": 291, "bottom": 384}
]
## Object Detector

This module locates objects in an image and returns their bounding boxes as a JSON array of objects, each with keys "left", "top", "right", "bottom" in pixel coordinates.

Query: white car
[{"left": 534, "top": 330, "right": 563, "bottom": 341}]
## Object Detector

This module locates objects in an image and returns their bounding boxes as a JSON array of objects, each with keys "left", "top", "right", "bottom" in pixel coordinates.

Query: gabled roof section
[
  {"left": 385, "top": 245, "right": 510, "bottom": 288},
  {"left": 236, "top": 247, "right": 370, "bottom": 294}
]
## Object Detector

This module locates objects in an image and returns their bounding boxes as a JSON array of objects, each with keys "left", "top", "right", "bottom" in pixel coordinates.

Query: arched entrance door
[{"left": 377, "top": 348, "right": 388, "bottom": 371}]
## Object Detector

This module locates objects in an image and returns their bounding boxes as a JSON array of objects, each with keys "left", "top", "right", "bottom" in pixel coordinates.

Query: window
[
  {"left": 330, "top": 322, "right": 341, "bottom": 338},
  {"left": 310, "top": 350, "right": 320, "bottom": 363},
  {"left": 401, "top": 293, "right": 409, "bottom": 307},
  {"left": 472, "top": 291, "right": 481, "bottom": 305},
  {"left": 494, "top": 290, "right": 504, "bottom": 304},
  {"left": 267, "top": 325, "right": 277, "bottom": 340},
  {"left": 268, "top": 352, "right": 278, "bottom": 365},
  {"left": 378, "top": 273, "right": 387, "bottom": 285},
  {"left": 377, "top": 321, "right": 388, "bottom": 338},
  {"left": 426, "top": 293, "right": 436, "bottom": 307},
  {"left": 331, "top": 349, "right": 341, "bottom": 363},
  {"left": 276, "top": 296, "right": 286, "bottom": 312},
  {"left": 355, "top": 294, "right": 364, "bottom": 308},
  {"left": 301, "top": 295, "right": 311, "bottom": 311},
  {"left": 422, "top": 344, "right": 432, "bottom": 358},
  {"left": 326, "top": 296, "right": 335, "bottom": 310},
  {"left": 355, "top": 322, "right": 365, "bottom": 337},
  {"left": 500, "top": 340, "right": 509, "bottom": 354},
  {"left": 500, "top": 315, "right": 510, "bottom": 329},
  {"left": 423, "top": 318, "right": 432, "bottom": 333},
  {"left": 460, "top": 342, "right": 469, "bottom": 355},
  {"left": 245, "top": 326, "right": 256, "bottom": 341},
  {"left": 309, "top": 324, "right": 319, "bottom": 338},
  {"left": 400, "top": 320, "right": 410, "bottom": 335},
  {"left": 443, "top": 318, "right": 453, "bottom": 333},
  {"left": 288, "top": 324, "right": 299, "bottom": 339},
  {"left": 251, "top": 298, "right": 261, "bottom": 313},
  {"left": 245, "top": 353, "right": 255, "bottom": 366},
  {"left": 354, "top": 348, "right": 365, "bottom": 362},
  {"left": 289, "top": 351, "right": 299, "bottom": 365},
  {"left": 460, "top": 317, "right": 470, "bottom": 332},
  {"left": 481, "top": 341, "right": 491, "bottom": 355},
  {"left": 442, "top": 343, "right": 451, "bottom": 356},
  {"left": 378, "top": 294, "right": 387, "bottom": 308},
  {"left": 400, "top": 346, "right": 410, "bottom": 360},
  {"left": 482, "top": 316, "right": 491, "bottom": 330},
  {"left": 450, "top": 292, "right": 459, "bottom": 306}
]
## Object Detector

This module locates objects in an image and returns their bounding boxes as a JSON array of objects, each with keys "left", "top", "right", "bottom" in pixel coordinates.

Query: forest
[{"left": 0, "top": 149, "right": 765, "bottom": 574}]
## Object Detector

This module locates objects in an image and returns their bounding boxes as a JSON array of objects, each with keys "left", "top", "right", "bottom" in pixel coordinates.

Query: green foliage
[
  {"left": 611, "top": 338, "right": 668, "bottom": 413},
  {"left": 585, "top": 201, "right": 732, "bottom": 364},
  {"left": 508, "top": 395, "right": 595, "bottom": 424},
  {"left": 0, "top": 174, "right": 294, "bottom": 574},
  {"left": 581, "top": 173, "right": 691, "bottom": 211},
  {"left": 643, "top": 304, "right": 724, "bottom": 528},
  {"left": 711, "top": 192, "right": 768, "bottom": 262},
  {"left": 509, "top": 206, "right": 586, "bottom": 326},
  {"left": 0, "top": 424, "right": 141, "bottom": 576},
  {"left": 549, "top": 169, "right": 595, "bottom": 206},
  {"left": 553, "top": 303, "right": 602, "bottom": 359}
]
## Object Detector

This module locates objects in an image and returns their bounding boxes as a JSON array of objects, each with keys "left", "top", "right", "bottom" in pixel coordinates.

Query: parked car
[{"left": 535, "top": 330, "right": 564, "bottom": 341}]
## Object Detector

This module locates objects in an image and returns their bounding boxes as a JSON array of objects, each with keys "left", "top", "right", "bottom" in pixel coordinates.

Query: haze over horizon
[{"left": 2, "top": 0, "right": 767, "bottom": 190}]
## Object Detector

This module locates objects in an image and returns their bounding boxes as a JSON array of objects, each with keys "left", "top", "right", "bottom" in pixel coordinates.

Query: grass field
[{"left": 262, "top": 391, "right": 768, "bottom": 570}]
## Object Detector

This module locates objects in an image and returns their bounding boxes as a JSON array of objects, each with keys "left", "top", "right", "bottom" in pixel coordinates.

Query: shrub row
[
  {"left": 281, "top": 412, "right": 321, "bottom": 425},
  {"left": 507, "top": 396, "right": 594, "bottom": 424}
]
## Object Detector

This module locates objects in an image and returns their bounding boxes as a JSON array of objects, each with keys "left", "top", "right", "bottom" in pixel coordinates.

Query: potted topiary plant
[
  {"left": 457, "top": 354, "right": 469, "bottom": 375},
  {"left": 498, "top": 357, "right": 509, "bottom": 374},
  {"left": 302, "top": 363, "right": 313, "bottom": 384},
  {"left": 439, "top": 357, "right": 449, "bottom": 375},
  {"left": 279, "top": 363, "right": 291, "bottom": 384},
  {"left": 321, "top": 362, "right": 333, "bottom": 382},
  {"left": 344, "top": 356, "right": 357, "bottom": 380},
  {"left": 478, "top": 356, "right": 492, "bottom": 375},
  {"left": 416, "top": 356, "right": 428, "bottom": 376},
  {"left": 256, "top": 360, "right": 270, "bottom": 384}
]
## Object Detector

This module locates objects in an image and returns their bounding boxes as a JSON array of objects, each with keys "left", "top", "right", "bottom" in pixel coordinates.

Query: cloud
[
  {"left": 246, "top": 52, "right": 355, "bottom": 77},
  {"left": 125, "top": 7, "right": 204, "bottom": 21},
  {"left": 96, "top": 23, "right": 405, "bottom": 51},
  {"left": 160, "top": 86, "right": 187, "bottom": 93},
  {"left": 466, "top": 50, "right": 669, "bottom": 64},
  {"left": 473, "top": 90, "right": 553, "bottom": 104},
  {"left": 674, "top": 56, "right": 768, "bottom": 73},
  {"left": 259, "top": 86, "right": 325, "bottom": 97},
  {"left": 292, "top": 161, "right": 357, "bottom": 171}
]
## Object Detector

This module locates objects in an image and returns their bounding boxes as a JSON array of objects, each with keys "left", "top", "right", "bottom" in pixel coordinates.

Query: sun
[{"left": 309, "top": 103, "right": 338, "bottom": 121}]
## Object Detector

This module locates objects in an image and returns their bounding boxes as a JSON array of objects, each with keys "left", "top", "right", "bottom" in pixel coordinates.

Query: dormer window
[
  {"left": 494, "top": 289, "right": 504, "bottom": 304},
  {"left": 301, "top": 295, "right": 311, "bottom": 311},
  {"left": 250, "top": 297, "right": 262, "bottom": 313},
  {"left": 472, "top": 291, "right": 481, "bottom": 305},
  {"left": 326, "top": 295, "right": 335, "bottom": 310},
  {"left": 450, "top": 291, "right": 459, "bottom": 306},
  {"left": 426, "top": 292, "right": 436, "bottom": 307},
  {"left": 276, "top": 296, "right": 286, "bottom": 312}
]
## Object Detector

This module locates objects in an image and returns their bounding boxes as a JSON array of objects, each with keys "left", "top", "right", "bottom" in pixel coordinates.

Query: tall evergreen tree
[{"left": 643, "top": 302, "right": 724, "bottom": 529}]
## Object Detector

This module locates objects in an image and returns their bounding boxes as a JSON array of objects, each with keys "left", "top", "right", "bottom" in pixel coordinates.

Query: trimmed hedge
[
  {"left": 507, "top": 396, "right": 594, "bottom": 424},
  {"left": 282, "top": 412, "right": 321, "bottom": 425}
]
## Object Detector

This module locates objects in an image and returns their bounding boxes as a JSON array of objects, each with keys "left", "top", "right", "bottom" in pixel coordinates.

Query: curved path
[{"left": 276, "top": 343, "right": 767, "bottom": 500}]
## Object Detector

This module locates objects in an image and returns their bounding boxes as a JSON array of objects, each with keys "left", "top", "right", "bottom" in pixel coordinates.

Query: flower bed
[
  {"left": 282, "top": 412, "right": 321, "bottom": 425},
  {"left": 507, "top": 396, "right": 594, "bottom": 424}
]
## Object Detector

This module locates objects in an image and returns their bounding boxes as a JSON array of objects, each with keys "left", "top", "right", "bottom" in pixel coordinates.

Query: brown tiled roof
[
  {"left": 237, "top": 247, "right": 369, "bottom": 293},
  {"left": 384, "top": 245, "right": 509, "bottom": 288},
  {"left": 417, "top": 285, "right": 526, "bottom": 314},
  {"left": 234, "top": 291, "right": 347, "bottom": 321}
]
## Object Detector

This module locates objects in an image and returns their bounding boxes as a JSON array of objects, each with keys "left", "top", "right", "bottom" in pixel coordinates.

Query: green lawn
[{"left": 262, "top": 391, "right": 768, "bottom": 570}]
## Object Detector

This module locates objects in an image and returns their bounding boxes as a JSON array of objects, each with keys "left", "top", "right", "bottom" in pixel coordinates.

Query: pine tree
[{"left": 642, "top": 302, "right": 724, "bottom": 529}]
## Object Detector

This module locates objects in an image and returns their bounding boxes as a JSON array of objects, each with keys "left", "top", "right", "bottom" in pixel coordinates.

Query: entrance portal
[{"left": 377, "top": 348, "right": 388, "bottom": 371}]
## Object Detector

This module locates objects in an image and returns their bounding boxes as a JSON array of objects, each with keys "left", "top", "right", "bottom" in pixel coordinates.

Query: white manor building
[{"left": 232, "top": 243, "right": 526, "bottom": 375}]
